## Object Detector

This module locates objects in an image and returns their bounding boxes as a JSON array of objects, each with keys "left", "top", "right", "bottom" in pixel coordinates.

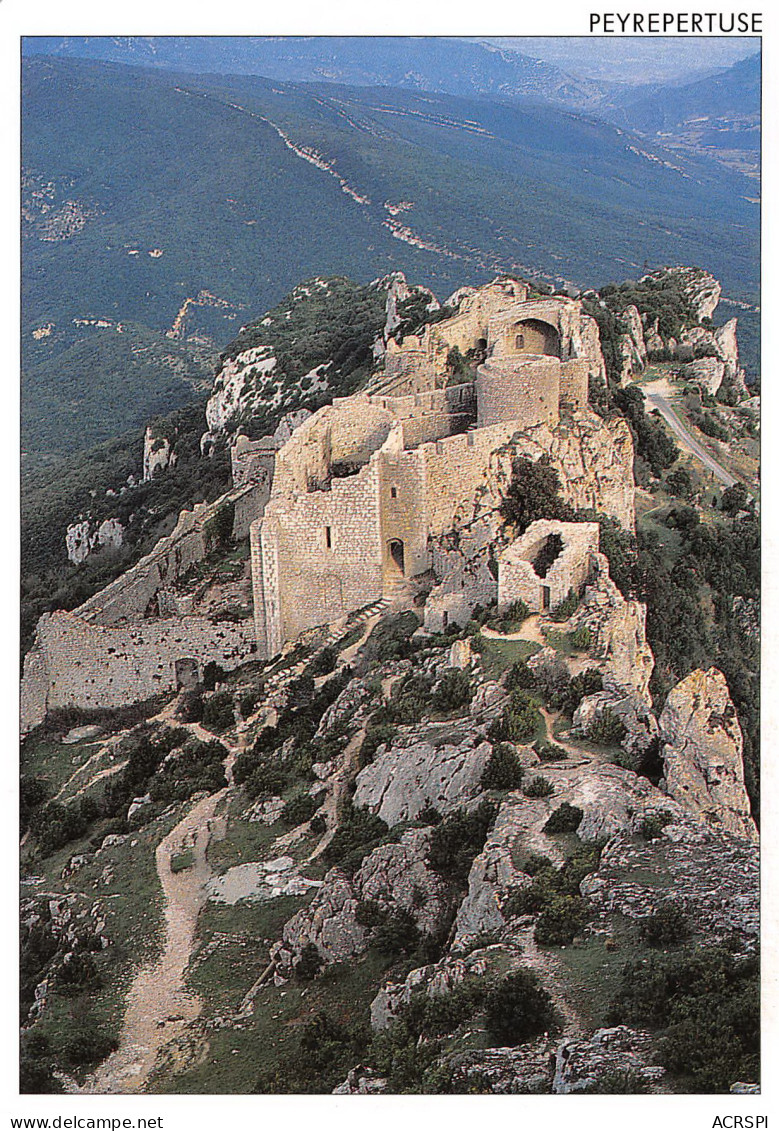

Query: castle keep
[
  {"left": 21, "top": 281, "right": 632, "bottom": 733},
  {"left": 250, "top": 287, "right": 605, "bottom": 657}
]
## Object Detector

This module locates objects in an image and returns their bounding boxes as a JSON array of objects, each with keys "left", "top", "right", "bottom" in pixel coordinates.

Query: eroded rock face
[
  {"left": 581, "top": 820, "right": 759, "bottom": 946},
  {"left": 353, "top": 736, "right": 491, "bottom": 826},
  {"left": 454, "top": 798, "right": 531, "bottom": 943},
  {"left": 370, "top": 945, "right": 507, "bottom": 1031},
  {"left": 272, "top": 829, "right": 447, "bottom": 973},
  {"left": 573, "top": 553, "right": 654, "bottom": 702},
  {"left": 143, "top": 425, "right": 176, "bottom": 481},
  {"left": 357, "top": 828, "right": 447, "bottom": 936},
  {"left": 681, "top": 356, "right": 726, "bottom": 396},
  {"left": 616, "top": 305, "right": 647, "bottom": 383},
  {"left": 658, "top": 668, "right": 757, "bottom": 842},
  {"left": 65, "top": 517, "right": 125, "bottom": 565}
]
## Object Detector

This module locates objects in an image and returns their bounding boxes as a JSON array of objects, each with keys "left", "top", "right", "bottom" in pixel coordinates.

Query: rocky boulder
[
  {"left": 356, "top": 828, "right": 447, "bottom": 936},
  {"left": 681, "top": 356, "right": 726, "bottom": 396},
  {"left": 572, "top": 689, "right": 659, "bottom": 758},
  {"left": 353, "top": 735, "right": 491, "bottom": 826},
  {"left": 272, "top": 829, "right": 447, "bottom": 973},
  {"left": 658, "top": 668, "right": 757, "bottom": 842}
]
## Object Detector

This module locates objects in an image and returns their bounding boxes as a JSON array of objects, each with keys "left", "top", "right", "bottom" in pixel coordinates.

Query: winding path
[{"left": 642, "top": 380, "right": 736, "bottom": 487}]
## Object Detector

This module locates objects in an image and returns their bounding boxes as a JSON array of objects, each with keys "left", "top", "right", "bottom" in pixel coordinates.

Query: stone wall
[
  {"left": 21, "top": 610, "right": 256, "bottom": 731},
  {"left": 254, "top": 458, "right": 384, "bottom": 657},
  {"left": 475, "top": 358, "right": 561, "bottom": 429},
  {"left": 498, "top": 520, "right": 600, "bottom": 613},
  {"left": 230, "top": 435, "right": 277, "bottom": 490}
]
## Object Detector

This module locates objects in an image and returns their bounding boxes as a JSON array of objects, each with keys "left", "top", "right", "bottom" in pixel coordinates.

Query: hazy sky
[{"left": 482, "top": 36, "right": 760, "bottom": 84}]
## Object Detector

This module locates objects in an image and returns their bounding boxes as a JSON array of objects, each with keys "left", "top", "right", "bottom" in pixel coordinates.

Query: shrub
[
  {"left": 359, "top": 723, "right": 397, "bottom": 767},
  {"left": 431, "top": 669, "right": 473, "bottom": 713},
  {"left": 535, "top": 740, "right": 568, "bottom": 763},
  {"left": 488, "top": 600, "right": 530, "bottom": 634},
  {"left": 587, "top": 707, "right": 626, "bottom": 745},
  {"left": 308, "top": 646, "right": 337, "bottom": 676},
  {"left": 373, "top": 909, "right": 421, "bottom": 957},
  {"left": 550, "top": 588, "right": 581, "bottom": 622},
  {"left": 488, "top": 690, "right": 541, "bottom": 744},
  {"left": 481, "top": 742, "right": 524, "bottom": 791},
  {"left": 543, "top": 802, "right": 583, "bottom": 834},
  {"left": 485, "top": 970, "right": 560, "bottom": 1045},
  {"left": 535, "top": 893, "right": 588, "bottom": 945},
  {"left": 505, "top": 658, "right": 537, "bottom": 691},
  {"left": 639, "top": 811, "right": 674, "bottom": 840},
  {"left": 239, "top": 691, "right": 259, "bottom": 719},
  {"left": 309, "top": 814, "right": 327, "bottom": 836},
  {"left": 609, "top": 946, "right": 759, "bottom": 1092},
  {"left": 201, "top": 691, "right": 235, "bottom": 733},
  {"left": 523, "top": 776, "right": 554, "bottom": 798},
  {"left": 641, "top": 902, "right": 690, "bottom": 946},
  {"left": 428, "top": 802, "right": 497, "bottom": 886},
  {"left": 323, "top": 805, "right": 390, "bottom": 875},
  {"left": 295, "top": 943, "right": 323, "bottom": 982},
  {"left": 581, "top": 1069, "right": 651, "bottom": 1094},
  {"left": 569, "top": 625, "right": 592, "bottom": 651},
  {"left": 520, "top": 852, "right": 553, "bottom": 876},
  {"left": 282, "top": 793, "right": 319, "bottom": 827}
]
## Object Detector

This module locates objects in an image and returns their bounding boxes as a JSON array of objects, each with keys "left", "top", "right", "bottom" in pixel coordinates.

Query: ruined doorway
[
  {"left": 175, "top": 658, "right": 200, "bottom": 690},
  {"left": 542, "top": 586, "right": 551, "bottom": 611},
  {"left": 388, "top": 539, "right": 405, "bottom": 575}
]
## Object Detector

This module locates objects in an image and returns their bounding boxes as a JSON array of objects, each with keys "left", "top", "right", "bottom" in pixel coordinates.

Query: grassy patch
[
  {"left": 162, "top": 949, "right": 390, "bottom": 1093},
  {"left": 207, "top": 817, "right": 283, "bottom": 874},
  {"left": 170, "top": 849, "right": 195, "bottom": 873},
  {"left": 554, "top": 923, "right": 640, "bottom": 1030},
  {"left": 21, "top": 735, "right": 106, "bottom": 796},
  {"left": 476, "top": 637, "right": 541, "bottom": 681}
]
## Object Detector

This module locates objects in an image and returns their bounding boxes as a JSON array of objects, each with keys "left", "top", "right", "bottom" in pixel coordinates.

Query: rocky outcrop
[
  {"left": 454, "top": 798, "right": 531, "bottom": 943},
  {"left": 553, "top": 1027, "right": 664, "bottom": 1094},
  {"left": 573, "top": 689, "right": 659, "bottom": 759},
  {"left": 370, "top": 944, "right": 510, "bottom": 1031},
  {"left": 353, "top": 735, "right": 491, "bottom": 826},
  {"left": 573, "top": 552, "right": 654, "bottom": 701},
  {"left": 658, "top": 668, "right": 757, "bottom": 842},
  {"left": 581, "top": 819, "right": 759, "bottom": 947},
  {"left": 272, "top": 829, "right": 446, "bottom": 973},
  {"left": 681, "top": 356, "right": 726, "bottom": 396},
  {"left": 357, "top": 828, "right": 448, "bottom": 935},
  {"left": 143, "top": 424, "right": 176, "bottom": 481},
  {"left": 643, "top": 266, "right": 722, "bottom": 322},
  {"left": 615, "top": 305, "right": 647, "bottom": 383},
  {"left": 65, "top": 517, "right": 125, "bottom": 565}
]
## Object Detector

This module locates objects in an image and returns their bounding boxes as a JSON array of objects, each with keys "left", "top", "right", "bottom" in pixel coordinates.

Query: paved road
[{"left": 643, "top": 388, "right": 737, "bottom": 488}]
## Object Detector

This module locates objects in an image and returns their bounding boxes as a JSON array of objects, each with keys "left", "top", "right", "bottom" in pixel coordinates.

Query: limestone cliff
[
  {"left": 658, "top": 667, "right": 757, "bottom": 843},
  {"left": 143, "top": 425, "right": 176, "bottom": 481},
  {"left": 65, "top": 517, "right": 124, "bottom": 566}
]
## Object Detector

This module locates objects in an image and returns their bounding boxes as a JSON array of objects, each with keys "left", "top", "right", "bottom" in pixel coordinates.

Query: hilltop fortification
[{"left": 21, "top": 277, "right": 634, "bottom": 732}]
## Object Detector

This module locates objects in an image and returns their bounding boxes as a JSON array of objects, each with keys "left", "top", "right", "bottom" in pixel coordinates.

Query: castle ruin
[{"left": 21, "top": 280, "right": 633, "bottom": 733}]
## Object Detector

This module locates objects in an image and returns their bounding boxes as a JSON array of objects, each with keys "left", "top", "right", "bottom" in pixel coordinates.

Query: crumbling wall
[
  {"left": 498, "top": 520, "right": 600, "bottom": 612},
  {"left": 21, "top": 610, "right": 255, "bottom": 727}
]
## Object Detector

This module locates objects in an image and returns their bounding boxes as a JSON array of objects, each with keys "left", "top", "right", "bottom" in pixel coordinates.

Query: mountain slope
[
  {"left": 23, "top": 56, "right": 759, "bottom": 462},
  {"left": 22, "top": 35, "right": 608, "bottom": 110}
]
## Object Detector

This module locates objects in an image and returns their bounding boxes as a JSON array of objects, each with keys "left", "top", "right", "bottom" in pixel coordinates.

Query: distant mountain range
[{"left": 21, "top": 47, "right": 760, "bottom": 462}]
